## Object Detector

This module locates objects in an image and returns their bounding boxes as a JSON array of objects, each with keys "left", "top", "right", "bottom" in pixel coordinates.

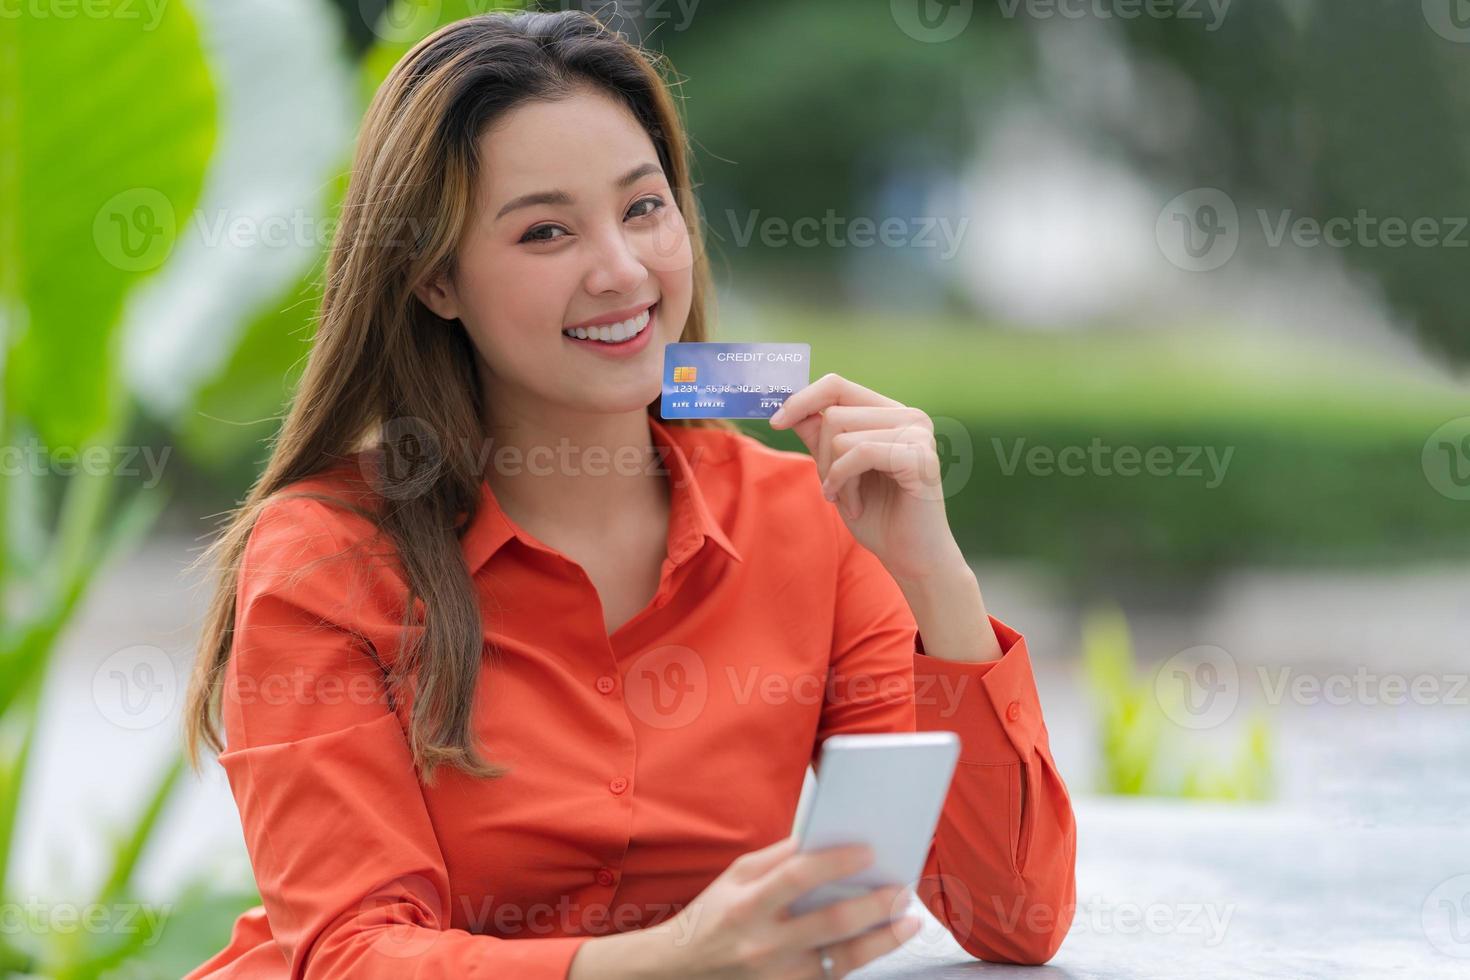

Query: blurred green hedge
[{"left": 735, "top": 309, "right": 1469, "bottom": 584}]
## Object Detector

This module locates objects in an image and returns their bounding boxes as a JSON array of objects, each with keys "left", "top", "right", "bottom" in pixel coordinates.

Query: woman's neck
[{"left": 478, "top": 401, "right": 669, "bottom": 535}]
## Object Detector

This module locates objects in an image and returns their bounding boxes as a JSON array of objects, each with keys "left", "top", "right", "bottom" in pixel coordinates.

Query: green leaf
[
  {"left": 88, "top": 881, "right": 259, "bottom": 980},
  {"left": 0, "top": 691, "right": 40, "bottom": 899},
  {"left": 97, "top": 754, "right": 184, "bottom": 908},
  {"left": 45, "top": 755, "right": 183, "bottom": 978},
  {"left": 0, "top": 432, "right": 120, "bottom": 719},
  {"left": 181, "top": 0, "right": 528, "bottom": 477},
  {"left": 95, "top": 485, "right": 171, "bottom": 574},
  {"left": 1, "top": 423, "right": 48, "bottom": 596},
  {"left": 5, "top": 0, "right": 216, "bottom": 448},
  {"left": 178, "top": 181, "right": 340, "bottom": 477}
]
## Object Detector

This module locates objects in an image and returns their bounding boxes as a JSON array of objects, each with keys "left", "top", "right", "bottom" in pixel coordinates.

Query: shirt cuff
[{"left": 913, "top": 614, "right": 1046, "bottom": 766}]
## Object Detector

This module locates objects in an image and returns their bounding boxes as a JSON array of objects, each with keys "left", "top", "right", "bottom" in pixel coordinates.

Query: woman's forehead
[{"left": 478, "top": 90, "right": 651, "bottom": 179}]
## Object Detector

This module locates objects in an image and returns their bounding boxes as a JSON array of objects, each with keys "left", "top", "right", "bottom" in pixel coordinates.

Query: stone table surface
[{"left": 856, "top": 795, "right": 1468, "bottom": 979}]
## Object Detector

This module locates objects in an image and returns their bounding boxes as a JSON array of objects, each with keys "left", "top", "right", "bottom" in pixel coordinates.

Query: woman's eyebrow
[{"left": 494, "top": 161, "right": 663, "bottom": 221}]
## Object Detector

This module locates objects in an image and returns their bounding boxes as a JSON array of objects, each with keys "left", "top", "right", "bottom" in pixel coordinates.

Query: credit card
[{"left": 660, "top": 342, "right": 812, "bottom": 419}]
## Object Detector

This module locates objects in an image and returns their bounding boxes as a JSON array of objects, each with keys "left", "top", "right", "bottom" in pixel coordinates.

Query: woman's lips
[
  {"left": 562, "top": 300, "right": 658, "bottom": 334},
  {"left": 560, "top": 303, "right": 657, "bottom": 358}
]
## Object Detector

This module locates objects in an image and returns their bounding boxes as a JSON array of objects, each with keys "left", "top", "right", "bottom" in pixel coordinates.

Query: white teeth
[{"left": 563, "top": 306, "right": 652, "bottom": 343}]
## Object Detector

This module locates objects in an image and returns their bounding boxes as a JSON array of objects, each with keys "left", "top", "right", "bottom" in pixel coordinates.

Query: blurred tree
[
  {"left": 1106, "top": 0, "right": 1470, "bottom": 362},
  {"left": 655, "top": 0, "right": 1026, "bottom": 301}
]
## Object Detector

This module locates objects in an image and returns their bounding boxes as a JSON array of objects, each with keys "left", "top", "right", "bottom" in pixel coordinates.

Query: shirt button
[
  {"left": 596, "top": 867, "right": 616, "bottom": 887},
  {"left": 596, "top": 675, "right": 617, "bottom": 694},
  {"left": 609, "top": 776, "right": 629, "bottom": 794},
  {"left": 1006, "top": 700, "right": 1021, "bottom": 722}
]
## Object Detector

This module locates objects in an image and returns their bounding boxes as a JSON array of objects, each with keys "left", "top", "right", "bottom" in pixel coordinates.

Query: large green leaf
[
  {"left": 179, "top": 243, "right": 328, "bottom": 474},
  {"left": 4, "top": 1, "right": 216, "bottom": 447},
  {"left": 182, "top": 0, "right": 523, "bottom": 477}
]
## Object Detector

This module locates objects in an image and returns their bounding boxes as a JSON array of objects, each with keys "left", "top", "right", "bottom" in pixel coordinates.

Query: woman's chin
[{"left": 558, "top": 378, "right": 664, "bottom": 416}]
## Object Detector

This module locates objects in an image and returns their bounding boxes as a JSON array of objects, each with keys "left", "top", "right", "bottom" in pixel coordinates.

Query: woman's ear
[{"left": 414, "top": 270, "right": 462, "bottom": 321}]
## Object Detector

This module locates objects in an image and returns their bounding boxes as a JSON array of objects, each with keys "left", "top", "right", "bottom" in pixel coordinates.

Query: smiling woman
[{"left": 179, "top": 9, "right": 1075, "bottom": 980}]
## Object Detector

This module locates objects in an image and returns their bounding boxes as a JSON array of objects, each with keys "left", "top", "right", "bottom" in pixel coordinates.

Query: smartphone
[{"left": 787, "top": 731, "right": 961, "bottom": 927}]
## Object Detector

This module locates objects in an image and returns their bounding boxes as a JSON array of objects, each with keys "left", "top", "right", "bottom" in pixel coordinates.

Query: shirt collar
[{"left": 459, "top": 414, "right": 743, "bottom": 576}]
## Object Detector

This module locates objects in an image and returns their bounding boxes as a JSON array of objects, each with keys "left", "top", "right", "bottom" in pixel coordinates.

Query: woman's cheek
[
  {"left": 644, "top": 208, "right": 694, "bottom": 275},
  {"left": 493, "top": 254, "right": 574, "bottom": 323}
]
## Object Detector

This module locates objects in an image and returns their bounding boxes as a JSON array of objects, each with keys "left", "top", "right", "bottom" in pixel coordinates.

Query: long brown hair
[{"left": 183, "top": 9, "right": 732, "bottom": 785}]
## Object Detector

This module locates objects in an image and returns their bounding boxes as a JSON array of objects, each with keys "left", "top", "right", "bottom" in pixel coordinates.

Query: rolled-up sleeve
[
  {"left": 813, "top": 511, "right": 1077, "bottom": 965},
  {"left": 217, "top": 496, "right": 593, "bottom": 979}
]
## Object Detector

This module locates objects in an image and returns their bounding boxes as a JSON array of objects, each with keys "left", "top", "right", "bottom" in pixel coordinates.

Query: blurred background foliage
[
  {"left": 1081, "top": 606, "right": 1271, "bottom": 800},
  {"left": 3, "top": 0, "right": 1468, "bottom": 975},
  {"left": 2, "top": 3, "right": 235, "bottom": 975}
]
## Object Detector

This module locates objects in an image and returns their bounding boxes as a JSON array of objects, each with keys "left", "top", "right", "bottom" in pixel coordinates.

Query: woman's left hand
[{"left": 769, "top": 373, "right": 966, "bottom": 586}]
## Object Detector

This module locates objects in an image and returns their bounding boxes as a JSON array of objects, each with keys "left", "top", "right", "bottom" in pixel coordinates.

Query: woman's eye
[
  {"left": 628, "top": 195, "right": 665, "bottom": 219},
  {"left": 520, "top": 224, "right": 567, "bottom": 244}
]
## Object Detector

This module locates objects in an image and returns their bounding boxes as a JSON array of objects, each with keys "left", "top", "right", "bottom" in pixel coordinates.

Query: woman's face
[{"left": 418, "top": 86, "right": 695, "bottom": 420}]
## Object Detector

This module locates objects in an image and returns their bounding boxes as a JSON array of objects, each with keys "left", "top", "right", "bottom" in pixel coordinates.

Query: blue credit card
[{"left": 660, "top": 342, "right": 812, "bottom": 419}]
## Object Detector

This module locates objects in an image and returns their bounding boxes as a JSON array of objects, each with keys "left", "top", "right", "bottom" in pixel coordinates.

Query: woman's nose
[{"left": 583, "top": 225, "right": 650, "bottom": 295}]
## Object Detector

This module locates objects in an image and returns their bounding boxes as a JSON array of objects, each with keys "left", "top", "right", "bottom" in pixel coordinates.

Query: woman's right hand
[{"left": 644, "top": 834, "right": 922, "bottom": 979}]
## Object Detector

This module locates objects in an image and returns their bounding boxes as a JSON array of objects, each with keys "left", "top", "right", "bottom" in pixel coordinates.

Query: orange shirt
[{"left": 187, "top": 414, "right": 1077, "bottom": 979}]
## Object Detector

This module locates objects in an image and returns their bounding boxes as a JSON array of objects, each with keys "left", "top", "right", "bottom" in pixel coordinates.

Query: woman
[{"left": 181, "top": 9, "right": 1076, "bottom": 978}]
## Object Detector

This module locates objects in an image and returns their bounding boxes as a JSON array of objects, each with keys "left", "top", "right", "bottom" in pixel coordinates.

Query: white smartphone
[{"left": 788, "top": 731, "right": 961, "bottom": 926}]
